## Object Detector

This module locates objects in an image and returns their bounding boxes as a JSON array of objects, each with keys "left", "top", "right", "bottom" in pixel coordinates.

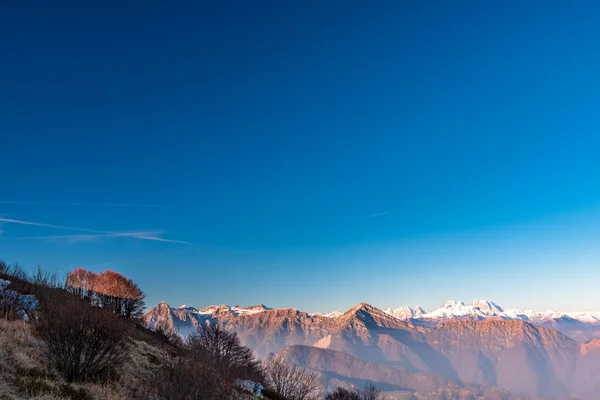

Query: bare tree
[
  {"left": 357, "top": 382, "right": 384, "bottom": 400},
  {"left": 187, "top": 324, "right": 263, "bottom": 382},
  {"left": 264, "top": 356, "right": 323, "bottom": 400},
  {"left": 30, "top": 265, "right": 61, "bottom": 288},
  {"left": 326, "top": 383, "right": 385, "bottom": 400},
  {"left": 325, "top": 387, "right": 360, "bottom": 400}
]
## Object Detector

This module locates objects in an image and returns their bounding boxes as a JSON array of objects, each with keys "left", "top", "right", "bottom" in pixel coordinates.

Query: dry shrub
[
  {"left": 0, "top": 319, "right": 49, "bottom": 376},
  {"left": 325, "top": 387, "right": 361, "bottom": 400},
  {"left": 187, "top": 324, "right": 263, "bottom": 382},
  {"left": 357, "top": 383, "right": 384, "bottom": 400},
  {"left": 325, "top": 383, "right": 384, "bottom": 400},
  {"left": 148, "top": 357, "right": 236, "bottom": 400},
  {"left": 145, "top": 325, "right": 263, "bottom": 400},
  {"left": 116, "top": 339, "right": 169, "bottom": 398},
  {"left": 263, "top": 356, "right": 323, "bottom": 400},
  {"left": 34, "top": 297, "right": 129, "bottom": 382}
]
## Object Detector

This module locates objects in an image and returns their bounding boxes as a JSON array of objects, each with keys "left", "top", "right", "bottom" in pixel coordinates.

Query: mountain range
[{"left": 144, "top": 300, "right": 600, "bottom": 399}]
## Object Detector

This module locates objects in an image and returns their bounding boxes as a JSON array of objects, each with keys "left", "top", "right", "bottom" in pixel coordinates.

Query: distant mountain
[
  {"left": 385, "top": 299, "right": 600, "bottom": 342},
  {"left": 384, "top": 306, "right": 426, "bottom": 320},
  {"left": 278, "top": 345, "right": 528, "bottom": 400},
  {"left": 144, "top": 300, "right": 600, "bottom": 399}
]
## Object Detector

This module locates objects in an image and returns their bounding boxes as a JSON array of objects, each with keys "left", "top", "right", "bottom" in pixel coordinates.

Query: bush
[
  {"left": 357, "top": 382, "right": 384, "bottom": 400},
  {"left": 264, "top": 356, "right": 323, "bottom": 400},
  {"left": 186, "top": 324, "right": 263, "bottom": 382},
  {"left": 146, "top": 325, "right": 263, "bottom": 400},
  {"left": 148, "top": 357, "right": 235, "bottom": 400},
  {"left": 34, "top": 296, "right": 129, "bottom": 382},
  {"left": 326, "top": 383, "right": 384, "bottom": 400},
  {"left": 326, "top": 387, "right": 361, "bottom": 400}
]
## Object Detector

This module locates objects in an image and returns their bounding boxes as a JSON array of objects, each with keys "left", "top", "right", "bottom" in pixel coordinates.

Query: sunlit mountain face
[{"left": 145, "top": 300, "right": 600, "bottom": 399}]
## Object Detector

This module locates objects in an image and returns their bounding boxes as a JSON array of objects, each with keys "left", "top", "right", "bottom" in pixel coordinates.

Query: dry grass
[{"left": 0, "top": 319, "right": 172, "bottom": 400}]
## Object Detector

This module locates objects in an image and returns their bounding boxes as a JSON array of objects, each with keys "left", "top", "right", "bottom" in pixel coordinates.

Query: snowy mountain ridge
[
  {"left": 382, "top": 299, "right": 600, "bottom": 326},
  {"left": 168, "top": 299, "right": 600, "bottom": 326}
]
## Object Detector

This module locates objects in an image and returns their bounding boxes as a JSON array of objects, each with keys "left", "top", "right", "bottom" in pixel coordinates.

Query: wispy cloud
[
  {"left": 0, "top": 217, "right": 189, "bottom": 244},
  {"left": 0, "top": 201, "right": 174, "bottom": 208},
  {"left": 0, "top": 217, "right": 103, "bottom": 233},
  {"left": 125, "top": 234, "right": 190, "bottom": 244},
  {"left": 354, "top": 212, "right": 391, "bottom": 220},
  {"left": 16, "top": 231, "right": 161, "bottom": 243},
  {"left": 87, "top": 261, "right": 120, "bottom": 268}
]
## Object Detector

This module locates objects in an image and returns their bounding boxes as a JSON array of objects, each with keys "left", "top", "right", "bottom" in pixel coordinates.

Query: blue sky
[{"left": 2, "top": 1, "right": 600, "bottom": 313}]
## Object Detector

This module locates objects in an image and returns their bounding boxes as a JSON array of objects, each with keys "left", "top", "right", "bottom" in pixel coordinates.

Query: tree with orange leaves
[
  {"left": 66, "top": 268, "right": 145, "bottom": 318},
  {"left": 66, "top": 268, "right": 97, "bottom": 299}
]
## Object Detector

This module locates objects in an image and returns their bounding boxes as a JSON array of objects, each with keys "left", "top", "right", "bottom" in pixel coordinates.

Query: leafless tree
[
  {"left": 326, "top": 383, "right": 385, "bottom": 400},
  {"left": 325, "top": 387, "right": 360, "bottom": 400},
  {"left": 30, "top": 265, "right": 61, "bottom": 288},
  {"left": 187, "top": 324, "right": 263, "bottom": 382},
  {"left": 357, "top": 382, "right": 384, "bottom": 400},
  {"left": 264, "top": 356, "right": 323, "bottom": 400}
]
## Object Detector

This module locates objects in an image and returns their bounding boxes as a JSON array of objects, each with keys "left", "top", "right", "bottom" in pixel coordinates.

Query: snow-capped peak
[
  {"left": 384, "top": 306, "right": 425, "bottom": 320},
  {"left": 383, "top": 299, "right": 600, "bottom": 327},
  {"left": 442, "top": 300, "right": 465, "bottom": 309},
  {"left": 178, "top": 304, "right": 198, "bottom": 312},
  {"left": 471, "top": 300, "right": 504, "bottom": 314}
]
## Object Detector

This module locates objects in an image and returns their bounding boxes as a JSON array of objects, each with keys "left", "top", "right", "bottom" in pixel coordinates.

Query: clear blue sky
[{"left": 2, "top": 1, "right": 600, "bottom": 313}]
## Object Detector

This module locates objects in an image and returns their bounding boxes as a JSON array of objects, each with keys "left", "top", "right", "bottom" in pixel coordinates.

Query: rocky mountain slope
[
  {"left": 144, "top": 301, "right": 600, "bottom": 399},
  {"left": 278, "top": 345, "right": 529, "bottom": 400},
  {"left": 386, "top": 300, "right": 600, "bottom": 342}
]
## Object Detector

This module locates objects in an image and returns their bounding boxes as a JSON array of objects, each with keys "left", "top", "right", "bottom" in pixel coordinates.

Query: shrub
[
  {"left": 326, "top": 383, "right": 384, "bottom": 400},
  {"left": 56, "top": 383, "right": 93, "bottom": 400},
  {"left": 30, "top": 265, "right": 61, "bottom": 288},
  {"left": 357, "top": 382, "right": 383, "bottom": 400},
  {"left": 264, "top": 356, "right": 323, "bottom": 400},
  {"left": 34, "top": 296, "right": 129, "bottom": 382},
  {"left": 325, "top": 387, "right": 361, "bottom": 400},
  {"left": 147, "top": 357, "right": 235, "bottom": 400},
  {"left": 186, "top": 324, "right": 263, "bottom": 382}
]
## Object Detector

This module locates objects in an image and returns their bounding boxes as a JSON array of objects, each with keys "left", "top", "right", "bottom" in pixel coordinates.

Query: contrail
[
  {"left": 0, "top": 201, "right": 174, "bottom": 208},
  {"left": 0, "top": 217, "right": 189, "bottom": 244},
  {"left": 126, "top": 234, "right": 191, "bottom": 244},
  {"left": 354, "top": 212, "right": 391, "bottom": 219},
  {"left": 0, "top": 217, "right": 104, "bottom": 233},
  {"left": 16, "top": 231, "right": 160, "bottom": 240}
]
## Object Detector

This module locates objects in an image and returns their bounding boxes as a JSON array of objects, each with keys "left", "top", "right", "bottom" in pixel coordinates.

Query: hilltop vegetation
[{"left": 0, "top": 261, "right": 384, "bottom": 400}]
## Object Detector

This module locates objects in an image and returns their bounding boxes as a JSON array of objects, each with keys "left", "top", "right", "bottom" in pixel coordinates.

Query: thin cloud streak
[
  {"left": 354, "top": 212, "right": 391, "bottom": 219},
  {"left": 0, "top": 217, "right": 104, "bottom": 233},
  {"left": 0, "top": 201, "right": 174, "bottom": 208},
  {"left": 16, "top": 231, "right": 160, "bottom": 241},
  {"left": 129, "top": 235, "right": 191, "bottom": 244},
  {"left": 0, "top": 217, "right": 189, "bottom": 244},
  {"left": 87, "top": 261, "right": 119, "bottom": 268}
]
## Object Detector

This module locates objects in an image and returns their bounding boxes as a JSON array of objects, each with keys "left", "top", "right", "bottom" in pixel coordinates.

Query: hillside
[{"left": 0, "top": 264, "right": 284, "bottom": 400}]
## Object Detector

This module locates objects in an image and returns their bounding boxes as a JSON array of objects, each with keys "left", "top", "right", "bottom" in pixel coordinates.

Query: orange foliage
[{"left": 66, "top": 267, "right": 145, "bottom": 318}]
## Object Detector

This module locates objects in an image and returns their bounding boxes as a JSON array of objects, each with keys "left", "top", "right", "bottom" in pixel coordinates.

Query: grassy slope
[{"left": 0, "top": 318, "right": 169, "bottom": 400}]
